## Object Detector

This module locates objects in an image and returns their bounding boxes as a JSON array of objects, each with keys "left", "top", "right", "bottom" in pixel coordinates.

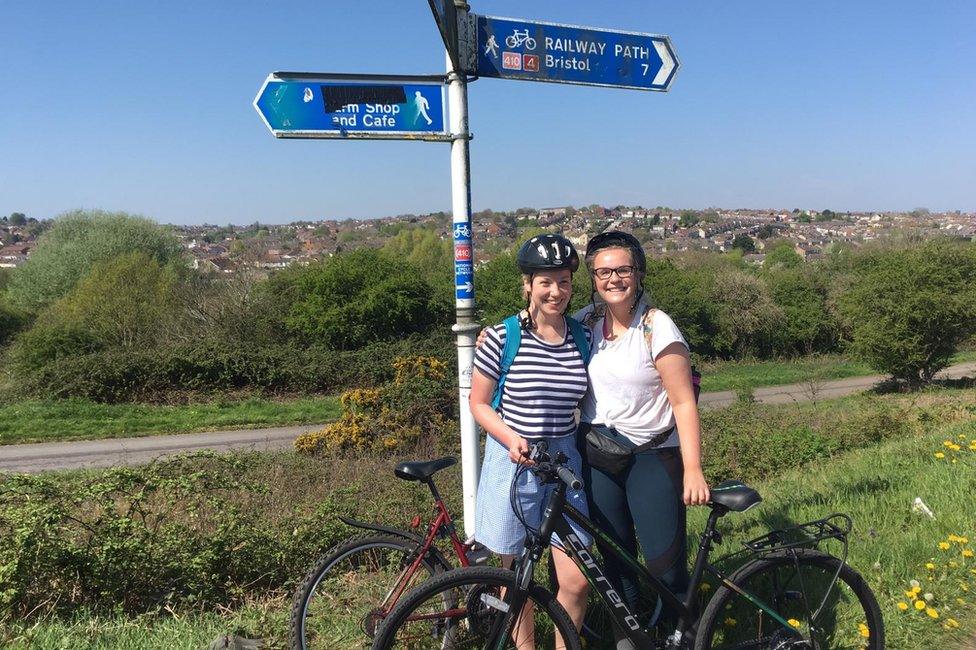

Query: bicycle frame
[
  {"left": 358, "top": 478, "right": 471, "bottom": 619},
  {"left": 522, "top": 481, "right": 802, "bottom": 648}
]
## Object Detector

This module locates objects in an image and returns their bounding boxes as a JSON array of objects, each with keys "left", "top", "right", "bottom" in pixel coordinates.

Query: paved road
[{"left": 2, "top": 362, "right": 974, "bottom": 474}]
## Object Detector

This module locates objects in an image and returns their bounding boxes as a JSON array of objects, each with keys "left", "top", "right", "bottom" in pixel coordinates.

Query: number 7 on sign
[{"left": 641, "top": 64, "right": 649, "bottom": 76}]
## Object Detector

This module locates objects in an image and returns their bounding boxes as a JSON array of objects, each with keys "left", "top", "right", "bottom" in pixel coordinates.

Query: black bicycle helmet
[
  {"left": 584, "top": 230, "right": 646, "bottom": 273},
  {"left": 516, "top": 234, "right": 580, "bottom": 274}
]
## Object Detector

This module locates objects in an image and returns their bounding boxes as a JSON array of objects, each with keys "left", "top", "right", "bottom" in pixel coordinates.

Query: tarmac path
[{"left": 2, "top": 362, "right": 974, "bottom": 474}]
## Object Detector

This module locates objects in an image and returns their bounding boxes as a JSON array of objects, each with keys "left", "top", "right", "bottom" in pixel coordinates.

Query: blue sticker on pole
[
  {"left": 475, "top": 15, "right": 679, "bottom": 91},
  {"left": 453, "top": 223, "right": 472, "bottom": 240},
  {"left": 456, "top": 273, "right": 474, "bottom": 300},
  {"left": 254, "top": 75, "right": 451, "bottom": 140}
]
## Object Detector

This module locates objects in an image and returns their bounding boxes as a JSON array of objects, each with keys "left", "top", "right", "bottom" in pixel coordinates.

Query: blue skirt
[{"left": 475, "top": 434, "right": 592, "bottom": 555}]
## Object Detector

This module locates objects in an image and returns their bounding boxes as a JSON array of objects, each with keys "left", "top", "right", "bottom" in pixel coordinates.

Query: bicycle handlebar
[{"left": 527, "top": 441, "right": 584, "bottom": 491}]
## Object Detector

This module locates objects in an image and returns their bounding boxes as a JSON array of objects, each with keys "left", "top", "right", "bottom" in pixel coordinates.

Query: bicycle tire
[
  {"left": 290, "top": 533, "right": 450, "bottom": 650},
  {"left": 372, "top": 566, "right": 582, "bottom": 649},
  {"left": 695, "top": 549, "right": 884, "bottom": 650}
]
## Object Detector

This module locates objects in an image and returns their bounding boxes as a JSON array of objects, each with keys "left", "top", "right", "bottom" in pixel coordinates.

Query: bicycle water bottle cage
[
  {"left": 394, "top": 457, "right": 457, "bottom": 482},
  {"left": 708, "top": 480, "right": 762, "bottom": 513}
]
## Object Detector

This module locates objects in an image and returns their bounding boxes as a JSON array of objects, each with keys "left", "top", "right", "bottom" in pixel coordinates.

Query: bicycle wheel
[
  {"left": 372, "top": 566, "right": 582, "bottom": 649},
  {"left": 696, "top": 549, "right": 884, "bottom": 650},
  {"left": 290, "top": 533, "right": 448, "bottom": 650}
]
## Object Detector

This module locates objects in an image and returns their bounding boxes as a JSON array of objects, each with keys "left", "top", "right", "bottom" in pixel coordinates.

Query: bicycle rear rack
[{"left": 742, "top": 513, "right": 853, "bottom": 556}]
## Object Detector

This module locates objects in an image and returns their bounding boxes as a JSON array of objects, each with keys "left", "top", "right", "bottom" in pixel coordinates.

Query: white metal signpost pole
[{"left": 445, "top": 1, "right": 481, "bottom": 539}]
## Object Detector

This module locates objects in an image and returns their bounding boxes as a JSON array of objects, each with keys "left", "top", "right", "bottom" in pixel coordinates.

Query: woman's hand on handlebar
[
  {"left": 683, "top": 468, "right": 710, "bottom": 506},
  {"left": 507, "top": 435, "right": 531, "bottom": 465}
]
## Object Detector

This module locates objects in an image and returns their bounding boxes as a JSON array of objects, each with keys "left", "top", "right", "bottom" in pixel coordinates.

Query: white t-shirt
[{"left": 575, "top": 303, "right": 689, "bottom": 447}]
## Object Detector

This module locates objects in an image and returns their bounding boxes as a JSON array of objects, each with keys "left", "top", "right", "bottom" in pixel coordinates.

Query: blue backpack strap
[
  {"left": 490, "top": 314, "right": 522, "bottom": 410},
  {"left": 565, "top": 316, "right": 590, "bottom": 366}
]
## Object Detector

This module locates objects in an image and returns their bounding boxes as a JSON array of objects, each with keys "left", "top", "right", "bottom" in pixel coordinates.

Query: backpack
[
  {"left": 582, "top": 304, "right": 701, "bottom": 402},
  {"left": 490, "top": 312, "right": 591, "bottom": 410}
]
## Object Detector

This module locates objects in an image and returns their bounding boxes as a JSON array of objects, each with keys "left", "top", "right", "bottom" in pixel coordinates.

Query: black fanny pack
[{"left": 581, "top": 423, "right": 675, "bottom": 475}]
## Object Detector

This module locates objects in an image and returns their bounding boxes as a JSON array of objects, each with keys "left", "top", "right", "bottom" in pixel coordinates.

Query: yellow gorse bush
[{"left": 295, "top": 355, "right": 455, "bottom": 455}]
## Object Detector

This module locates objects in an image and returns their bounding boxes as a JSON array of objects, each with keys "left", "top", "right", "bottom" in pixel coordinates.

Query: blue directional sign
[
  {"left": 253, "top": 74, "right": 451, "bottom": 141},
  {"left": 475, "top": 16, "right": 679, "bottom": 91}
]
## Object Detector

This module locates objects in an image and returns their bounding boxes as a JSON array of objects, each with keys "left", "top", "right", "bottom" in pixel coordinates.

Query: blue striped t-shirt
[{"left": 473, "top": 320, "right": 590, "bottom": 439}]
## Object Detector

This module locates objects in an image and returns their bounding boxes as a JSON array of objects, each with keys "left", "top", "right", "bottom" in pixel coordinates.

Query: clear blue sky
[{"left": 2, "top": 1, "right": 974, "bottom": 225}]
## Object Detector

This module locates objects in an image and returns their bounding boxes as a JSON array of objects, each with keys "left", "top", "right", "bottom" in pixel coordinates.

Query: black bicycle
[{"left": 371, "top": 443, "right": 884, "bottom": 649}]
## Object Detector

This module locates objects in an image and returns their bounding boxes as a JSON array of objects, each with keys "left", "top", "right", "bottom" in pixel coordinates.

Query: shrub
[
  {"left": 30, "top": 252, "right": 186, "bottom": 350},
  {"left": 838, "top": 241, "right": 976, "bottom": 386},
  {"left": 268, "top": 248, "right": 450, "bottom": 350},
  {"left": 0, "top": 296, "right": 27, "bottom": 347},
  {"left": 700, "top": 398, "right": 917, "bottom": 484},
  {"left": 10, "top": 336, "right": 455, "bottom": 403},
  {"left": 0, "top": 453, "right": 353, "bottom": 617},
  {"left": 295, "top": 355, "right": 457, "bottom": 455},
  {"left": 765, "top": 266, "right": 839, "bottom": 355},
  {"left": 707, "top": 269, "right": 784, "bottom": 358},
  {"left": 6, "top": 209, "right": 183, "bottom": 311}
]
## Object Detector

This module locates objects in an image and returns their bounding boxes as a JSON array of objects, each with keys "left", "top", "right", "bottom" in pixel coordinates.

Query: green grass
[
  {"left": 699, "top": 350, "right": 976, "bottom": 393},
  {"left": 0, "top": 396, "right": 341, "bottom": 445},
  {"left": 8, "top": 418, "right": 975, "bottom": 648},
  {"left": 690, "top": 415, "right": 976, "bottom": 649}
]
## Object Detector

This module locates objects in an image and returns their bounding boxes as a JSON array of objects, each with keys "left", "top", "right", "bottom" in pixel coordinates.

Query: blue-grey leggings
[{"left": 581, "top": 424, "right": 688, "bottom": 622}]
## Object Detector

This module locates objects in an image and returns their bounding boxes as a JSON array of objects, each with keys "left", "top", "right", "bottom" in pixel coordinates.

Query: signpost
[
  {"left": 475, "top": 15, "right": 678, "bottom": 91},
  {"left": 253, "top": 2, "right": 680, "bottom": 538},
  {"left": 253, "top": 73, "right": 451, "bottom": 141},
  {"left": 428, "top": 0, "right": 460, "bottom": 71}
]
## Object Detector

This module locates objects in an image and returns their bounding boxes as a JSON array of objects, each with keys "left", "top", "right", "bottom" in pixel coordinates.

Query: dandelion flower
[
  {"left": 897, "top": 602, "right": 909, "bottom": 611},
  {"left": 960, "top": 583, "right": 969, "bottom": 592},
  {"left": 859, "top": 623, "right": 870, "bottom": 638},
  {"left": 905, "top": 590, "right": 917, "bottom": 600},
  {"left": 926, "top": 607, "right": 939, "bottom": 619},
  {"left": 910, "top": 580, "right": 921, "bottom": 589},
  {"left": 915, "top": 600, "right": 927, "bottom": 611},
  {"left": 724, "top": 617, "right": 737, "bottom": 627},
  {"left": 957, "top": 598, "right": 967, "bottom": 605},
  {"left": 935, "top": 452, "right": 945, "bottom": 459},
  {"left": 946, "top": 618, "right": 960, "bottom": 629},
  {"left": 787, "top": 618, "right": 801, "bottom": 629},
  {"left": 940, "top": 542, "right": 951, "bottom": 550},
  {"left": 926, "top": 562, "right": 936, "bottom": 570},
  {"left": 924, "top": 592, "right": 934, "bottom": 602},
  {"left": 963, "top": 549, "right": 974, "bottom": 558}
]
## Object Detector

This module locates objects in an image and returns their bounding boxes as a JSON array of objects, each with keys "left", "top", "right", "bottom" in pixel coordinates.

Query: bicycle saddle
[
  {"left": 394, "top": 457, "right": 458, "bottom": 482},
  {"left": 709, "top": 480, "right": 762, "bottom": 512}
]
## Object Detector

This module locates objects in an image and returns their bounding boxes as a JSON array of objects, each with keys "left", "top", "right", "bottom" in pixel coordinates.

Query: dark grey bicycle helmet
[
  {"left": 516, "top": 234, "right": 580, "bottom": 274},
  {"left": 584, "top": 230, "right": 646, "bottom": 273}
]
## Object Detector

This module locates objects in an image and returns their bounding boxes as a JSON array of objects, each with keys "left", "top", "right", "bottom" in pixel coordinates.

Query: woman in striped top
[{"left": 470, "top": 234, "right": 592, "bottom": 641}]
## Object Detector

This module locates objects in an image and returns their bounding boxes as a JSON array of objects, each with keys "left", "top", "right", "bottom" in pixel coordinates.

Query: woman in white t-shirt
[{"left": 575, "top": 231, "right": 709, "bottom": 630}]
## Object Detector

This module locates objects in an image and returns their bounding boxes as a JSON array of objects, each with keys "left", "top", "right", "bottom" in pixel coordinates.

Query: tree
[
  {"left": 764, "top": 240, "right": 803, "bottom": 270},
  {"left": 765, "top": 267, "right": 838, "bottom": 355},
  {"left": 7, "top": 209, "right": 183, "bottom": 312},
  {"left": 9, "top": 212, "right": 27, "bottom": 226},
  {"left": 678, "top": 211, "right": 699, "bottom": 228},
  {"left": 731, "top": 234, "right": 756, "bottom": 253},
  {"left": 839, "top": 242, "right": 976, "bottom": 386},
  {"left": 35, "top": 252, "right": 185, "bottom": 350},
  {"left": 708, "top": 270, "right": 784, "bottom": 358},
  {"left": 268, "top": 248, "right": 447, "bottom": 349}
]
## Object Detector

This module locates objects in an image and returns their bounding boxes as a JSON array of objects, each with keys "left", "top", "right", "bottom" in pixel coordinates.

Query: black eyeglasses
[{"left": 592, "top": 265, "right": 635, "bottom": 280}]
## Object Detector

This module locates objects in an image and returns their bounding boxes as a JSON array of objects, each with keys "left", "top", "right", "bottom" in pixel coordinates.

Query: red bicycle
[{"left": 289, "top": 456, "right": 487, "bottom": 649}]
